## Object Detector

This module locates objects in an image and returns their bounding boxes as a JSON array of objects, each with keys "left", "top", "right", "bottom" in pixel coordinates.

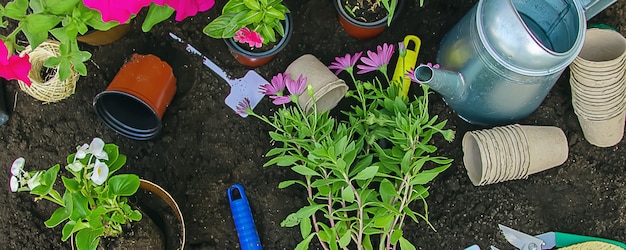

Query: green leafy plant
[
  {"left": 343, "top": 0, "right": 424, "bottom": 26},
  {"left": 0, "top": 0, "right": 120, "bottom": 81},
  {"left": 203, "top": 0, "right": 290, "bottom": 46},
  {"left": 9, "top": 138, "right": 141, "bottom": 250},
  {"left": 237, "top": 43, "right": 454, "bottom": 249}
]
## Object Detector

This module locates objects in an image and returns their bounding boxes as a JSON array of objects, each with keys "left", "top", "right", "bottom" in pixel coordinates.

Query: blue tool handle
[
  {"left": 228, "top": 184, "right": 262, "bottom": 250},
  {"left": 0, "top": 82, "right": 9, "bottom": 126}
]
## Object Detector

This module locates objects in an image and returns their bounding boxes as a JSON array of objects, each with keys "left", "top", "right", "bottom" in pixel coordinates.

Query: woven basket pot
[{"left": 17, "top": 40, "right": 79, "bottom": 103}]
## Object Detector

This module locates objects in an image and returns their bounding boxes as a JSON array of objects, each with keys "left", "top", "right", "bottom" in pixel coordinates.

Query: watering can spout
[
  {"left": 413, "top": 65, "right": 465, "bottom": 103},
  {"left": 580, "top": 0, "right": 617, "bottom": 20}
]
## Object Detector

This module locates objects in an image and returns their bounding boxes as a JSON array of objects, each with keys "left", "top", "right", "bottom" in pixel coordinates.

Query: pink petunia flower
[
  {"left": 356, "top": 43, "right": 394, "bottom": 75},
  {"left": 233, "top": 27, "right": 263, "bottom": 48},
  {"left": 0, "top": 42, "right": 31, "bottom": 86},
  {"left": 328, "top": 52, "right": 362, "bottom": 75},
  {"left": 83, "top": 0, "right": 152, "bottom": 23},
  {"left": 161, "top": 0, "right": 215, "bottom": 21}
]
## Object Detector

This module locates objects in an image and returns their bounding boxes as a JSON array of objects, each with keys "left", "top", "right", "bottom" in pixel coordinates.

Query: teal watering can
[{"left": 413, "top": 0, "right": 617, "bottom": 125}]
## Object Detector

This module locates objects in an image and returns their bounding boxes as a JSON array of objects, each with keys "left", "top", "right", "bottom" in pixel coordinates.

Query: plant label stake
[
  {"left": 391, "top": 35, "right": 421, "bottom": 98},
  {"left": 169, "top": 33, "right": 267, "bottom": 118},
  {"left": 228, "top": 184, "right": 262, "bottom": 250}
]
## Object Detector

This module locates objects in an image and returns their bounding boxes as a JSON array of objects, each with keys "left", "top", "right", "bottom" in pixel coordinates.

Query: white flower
[
  {"left": 76, "top": 138, "right": 109, "bottom": 161},
  {"left": 11, "top": 157, "right": 25, "bottom": 176},
  {"left": 67, "top": 162, "right": 84, "bottom": 172},
  {"left": 27, "top": 172, "right": 42, "bottom": 190},
  {"left": 91, "top": 160, "right": 109, "bottom": 185},
  {"left": 10, "top": 176, "right": 18, "bottom": 192}
]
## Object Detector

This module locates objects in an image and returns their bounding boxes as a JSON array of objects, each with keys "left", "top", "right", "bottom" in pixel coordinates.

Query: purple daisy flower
[
  {"left": 357, "top": 43, "right": 394, "bottom": 74},
  {"left": 328, "top": 52, "right": 363, "bottom": 75},
  {"left": 260, "top": 73, "right": 288, "bottom": 95},
  {"left": 270, "top": 95, "right": 291, "bottom": 105},
  {"left": 235, "top": 98, "right": 251, "bottom": 115},
  {"left": 286, "top": 74, "right": 307, "bottom": 96}
]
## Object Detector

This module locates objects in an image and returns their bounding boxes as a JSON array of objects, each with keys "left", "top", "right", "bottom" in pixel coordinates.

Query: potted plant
[
  {"left": 334, "top": 0, "right": 417, "bottom": 40},
  {"left": 0, "top": 0, "right": 215, "bottom": 90},
  {"left": 236, "top": 42, "right": 455, "bottom": 249},
  {"left": 8, "top": 138, "right": 184, "bottom": 249},
  {"left": 203, "top": 0, "right": 292, "bottom": 67},
  {"left": 0, "top": 0, "right": 124, "bottom": 82}
]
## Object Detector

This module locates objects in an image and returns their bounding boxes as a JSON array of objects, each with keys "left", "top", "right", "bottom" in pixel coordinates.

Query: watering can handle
[
  {"left": 228, "top": 184, "right": 263, "bottom": 250},
  {"left": 579, "top": 0, "right": 618, "bottom": 20}
]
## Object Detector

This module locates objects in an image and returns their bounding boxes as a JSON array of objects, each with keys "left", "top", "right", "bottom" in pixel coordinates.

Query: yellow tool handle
[{"left": 392, "top": 35, "right": 421, "bottom": 98}]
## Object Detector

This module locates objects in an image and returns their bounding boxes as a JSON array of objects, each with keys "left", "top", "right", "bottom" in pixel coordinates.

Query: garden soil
[{"left": 2, "top": 0, "right": 626, "bottom": 249}]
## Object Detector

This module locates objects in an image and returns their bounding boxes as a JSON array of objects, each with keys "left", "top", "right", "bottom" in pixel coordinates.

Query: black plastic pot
[{"left": 0, "top": 81, "right": 9, "bottom": 126}]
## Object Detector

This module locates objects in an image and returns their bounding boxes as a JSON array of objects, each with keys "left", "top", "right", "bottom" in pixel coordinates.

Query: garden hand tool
[
  {"left": 497, "top": 224, "right": 626, "bottom": 249},
  {"left": 0, "top": 81, "right": 9, "bottom": 125},
  {"left": 228, "top": 184, "right": 262, "bottom": 250},
  {"left": 169, "top": 33, "right": 268, "bottom": 118},
  {"left": 391, "top": 35, "right": 420, "bottom": 98}
]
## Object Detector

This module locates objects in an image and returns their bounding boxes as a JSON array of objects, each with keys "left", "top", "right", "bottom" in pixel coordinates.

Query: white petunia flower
[
  {"left": 11, "top": 157, "right": 25, "bottom": 176},
  {"left": 91, "top": 160, "right": 109, "bottom": 185},
  {"left": 76, "top": 138, "right": 109, "bottom": 161},
  {"left": 10, "top": 176, "right": 18, "bottom": 192},
  {"left": 27, "top": 172, "right": 42, "bottom": 190}
]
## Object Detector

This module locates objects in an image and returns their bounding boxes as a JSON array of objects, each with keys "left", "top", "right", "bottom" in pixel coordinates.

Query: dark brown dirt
[{"left": 1, "top": 0, "right": 625, "bottom": 249}]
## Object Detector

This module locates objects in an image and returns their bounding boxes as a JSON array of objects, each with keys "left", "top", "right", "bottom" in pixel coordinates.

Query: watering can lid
[{"left": 476, "top": 0, "right": 586, "bottom": 75}]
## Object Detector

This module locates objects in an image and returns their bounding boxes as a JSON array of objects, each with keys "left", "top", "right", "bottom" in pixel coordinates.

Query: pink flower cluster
[
  {"left": 233, "top": 27, "right": 263, "bottom": 48},
  {"left": 0, "top": 42, "right": 31, "bottom": 86},
  {"left": 83, "top": 0, "right": 215, "bottom": 23}
]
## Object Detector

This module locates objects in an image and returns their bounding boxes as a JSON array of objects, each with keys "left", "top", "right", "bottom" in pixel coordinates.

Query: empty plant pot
[
  {"left": 285, "top": 54, "right": 348, "bottom": 114},
  {"left": 462, "top": 124, "right": 569, "bottom": 186},
  {"left": 76, "top": 24, "right": 132, "bottom": 46},
  {"left": 93, "top": 54, "right": 176, "bottom": 140}
]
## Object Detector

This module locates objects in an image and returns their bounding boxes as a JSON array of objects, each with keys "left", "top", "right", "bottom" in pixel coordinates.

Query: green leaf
[
  {"left": 291, "top": 165, "right": 320, "bottom": 177},
  {"left": 44, "top": 207, "right": 70, "bottom": 228},
  {"left": 410, "top": 164, "right": 449, "bottom": 185},
  {"left": 280, "top": 213, "right": 300, "bottom": 227},
  {"left": 107, "top": 155, "right": 126, "bottom": 174},
  {"left": 24, "top": 14, "right": 62, "bottom": 33},
  {"left": 43, "top": 56, "right": 62, "bottom": 68},
  {"left": 21, "top": 27, "right": 48, "bottom": 51},
  {"left": 58, "top": 60, "right": 72, "bottom": 81},
  {"left": 110, "top": 213, "right": 125, "bottom": 223},
  {"left": 128, "top": 209, "right": 142, "bottom": 221},
  {"left": 75, "top": 227, "right": 104, "bottom": 250},
  {"left": 399, "top": 236, "right": 416, "bottom": 250},
  {"left": 352, "top": 166, "right": 378, "bottom": 180},
  {"left": 295, "top": 204, "right": 324, "bottom": 219},
  {"left": 294, "top": 233, "right": 315, "bottom": 250},
  {"left": 379, "top": 179, "right": 396, "bottom": 204},
  {"left": 278, "top": 180, "right": 305, "bottom": 189},
  {"left": 44, "top": 0, "right": 80, "bottom": 14},
  {"left": 61, "top": 220, "right": 89, "bottom": 241},
  {"left": 338, "top": 230, "right": 352, "bottom": 248},
  {"left": 341, "top": 186, "right": 354, "bottom": 203},
  {"left": 242, "top": 0, "right": 261, "bottom": 10},
  {"left": 142, "top": 3, "right": 175, "bottom": 32},
  {"left": 3, "top": 0, "right": 28, "bottom": 20},
  {"left": 299, "top": 216, "right": 311, "bottom": 240},
  {"left": 30, "top": 164, "right": 60, "bottom": 196},
  {"left": 373, "top": 213, "right": 394, "bottom": 229},
  {"left": 62, "top": 176, "right": 80, "bottom": 192},
  {"left": 108, "top": 174, "right": 140, "bottom": 196},
  {"left": 70, "top": 192, "right": 89, "bottom": 221}
]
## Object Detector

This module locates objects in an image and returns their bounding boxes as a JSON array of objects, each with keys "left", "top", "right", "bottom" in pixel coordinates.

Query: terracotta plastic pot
[
  {"left": 224, "top": 13, "right": 293, "bottom": 68},
  {"left": 93, "top": 54, "right": 176, "bottom": 140},
  {"left": 333, "top": 0, "right": 403, "bottom": 40},
  {"left": 77, "top": 24, "right": 131, "bottom": 46}
]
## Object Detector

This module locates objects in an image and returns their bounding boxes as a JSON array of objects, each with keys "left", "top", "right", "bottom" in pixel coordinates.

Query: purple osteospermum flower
[
  {"left": 286, "top": 74, "right": 307, "bottom": 96},
  {"left": 270, "top": 95, "right": 291, "bottom": 105},
  {"left": 235, "top": 98, "right": 252, "bottom": 115},
  {"left": 328, "top": 52, "right": 363, "bottom": 75},
  {"left": 356, "top": 43, "right": 394, "bottom": 74},
  {"left": 405, "top": 68, "right": 418, "bottom": 83},
  {"left": 260, "top": 73, "right": 288, "bottom": 95}
]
